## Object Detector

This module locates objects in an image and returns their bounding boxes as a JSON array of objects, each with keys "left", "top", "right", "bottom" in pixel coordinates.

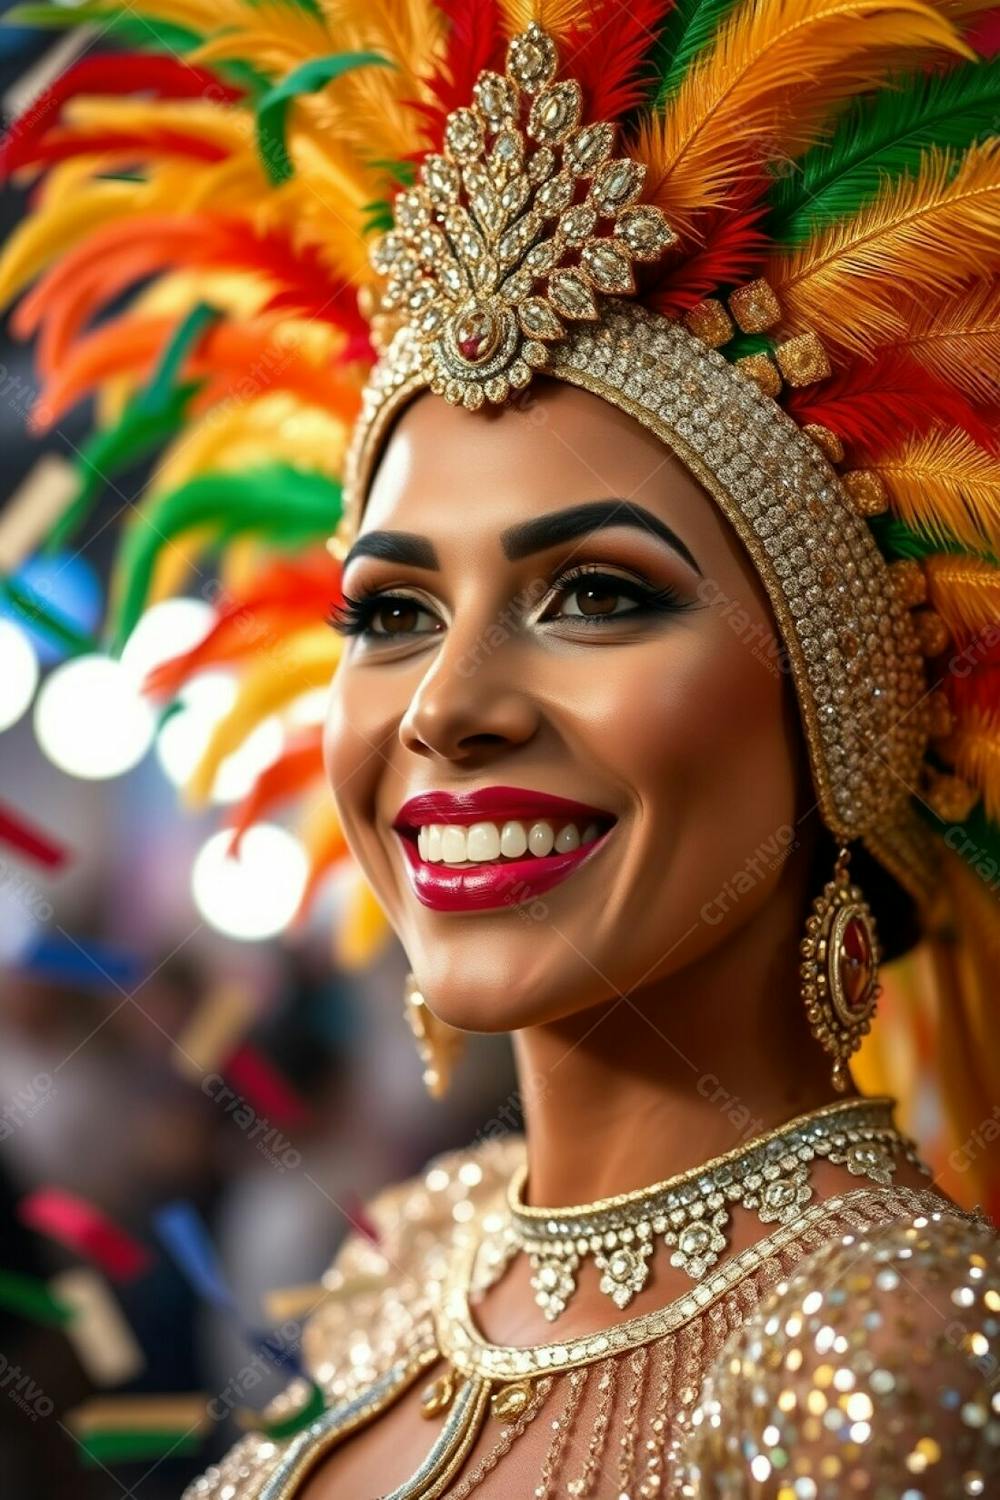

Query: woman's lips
[
  {"left": 395, "top": 823, "right": 616, "bottom": 912},
  {"left": 390, "top": 787, "right": 617, "bottom": 913}
]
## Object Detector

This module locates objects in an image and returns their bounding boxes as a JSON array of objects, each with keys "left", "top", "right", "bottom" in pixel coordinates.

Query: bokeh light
[
  {"left": 190, "top": 823, "right": 308, "bottom": 940},
  {"left": 34, "top": 654, "right": 155, "bottom": 778},
  {"left": 0, "top": 618, "right": 39, "bottom": 731}
]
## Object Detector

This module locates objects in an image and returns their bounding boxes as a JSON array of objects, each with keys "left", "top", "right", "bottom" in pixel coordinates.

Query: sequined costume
[{"left": 183, "top": 1137, "right": 1000, "bottom": 1499}]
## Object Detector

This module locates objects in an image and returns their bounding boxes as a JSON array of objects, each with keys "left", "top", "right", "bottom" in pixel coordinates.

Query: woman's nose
[{"left": 398, "top": 627, "right": 540, "bottom": 765}]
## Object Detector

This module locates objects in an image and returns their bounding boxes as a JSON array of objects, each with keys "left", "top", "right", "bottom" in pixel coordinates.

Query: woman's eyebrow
[
  {"left": 342, "top": 531, "right": 438, "bottom": 571},
  {"left": 341, "top": 499, "right": 702, "bottom": 577},
  {"left": 501, "top": 500, "right": 702, "bottom": 576}
]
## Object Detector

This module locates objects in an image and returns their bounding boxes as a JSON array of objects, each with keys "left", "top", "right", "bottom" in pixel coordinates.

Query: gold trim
[
  {"left": 259, "top": 1348, "right": 438, "bottom": 1500},
  {"left": 436, "top": 1185, "right": 955, "bottom": 1382},
  {"left": 508, "top": 1096, "right": 895, "bottom": 1222}
]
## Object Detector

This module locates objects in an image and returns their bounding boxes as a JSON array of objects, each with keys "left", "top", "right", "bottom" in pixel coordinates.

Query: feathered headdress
[{"left": 1, "top": 0, "right": 998, "bottom": 1200}]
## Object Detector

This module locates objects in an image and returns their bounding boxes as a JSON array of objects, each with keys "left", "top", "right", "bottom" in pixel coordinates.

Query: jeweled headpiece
[{"left": 0, "top": 0, "right": 998, "bottom": 1191}]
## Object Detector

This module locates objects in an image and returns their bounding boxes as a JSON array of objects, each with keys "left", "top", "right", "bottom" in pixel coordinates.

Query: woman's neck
[{"left": 512, "top": 874, "right": 861, "bottom": 1208}]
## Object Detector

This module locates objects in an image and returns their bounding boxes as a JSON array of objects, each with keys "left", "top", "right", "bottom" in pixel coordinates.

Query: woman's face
[{"left": 324, "top": 380, "right": 806, "bottom": 1032}]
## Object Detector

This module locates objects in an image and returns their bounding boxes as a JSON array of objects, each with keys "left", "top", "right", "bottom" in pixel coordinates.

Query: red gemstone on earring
[{"left": 839, "top": 916, "right": 874, "bottom": 1012}]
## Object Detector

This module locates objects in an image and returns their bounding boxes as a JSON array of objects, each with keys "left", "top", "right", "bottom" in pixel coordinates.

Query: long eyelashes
[{"left": 327, "top": 566, "right": 697, "bottom": 641}]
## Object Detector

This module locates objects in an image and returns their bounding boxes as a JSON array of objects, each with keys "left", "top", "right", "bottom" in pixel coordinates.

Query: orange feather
[
  {"left": 938, "top": 707, "right": 1000, "bottom": 821},
  {"left": 926, "top": 553, "right": 1000, "bottom": 635},
  {"left": 771, "top": 142, "right": 1000, "bottom": 357},
  {"left": 869, "top": 426, "right": 1000, "bottom": 552},
  {"left": 633, "top": 0, "right": 967, "bottom": 238}
]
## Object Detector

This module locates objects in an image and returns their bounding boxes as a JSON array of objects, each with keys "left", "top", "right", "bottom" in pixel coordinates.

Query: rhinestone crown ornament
[
  {"left": 366, "top": 22, "right": 677, "bottom": 411},
  {"left": 505, "top": 1097, "right": 926, "bottom": 1321}
]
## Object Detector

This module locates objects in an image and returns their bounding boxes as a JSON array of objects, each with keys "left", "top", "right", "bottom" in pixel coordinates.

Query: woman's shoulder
[
  {"left": 183, "top": 1135, "right": 524, "bottom": 1498},
  {"left": 677, "top": 1188, "right": 1000, "bottom": 1495},
  {"left": 299, "top": 1131, "right": 523, "bottom": 1392}
]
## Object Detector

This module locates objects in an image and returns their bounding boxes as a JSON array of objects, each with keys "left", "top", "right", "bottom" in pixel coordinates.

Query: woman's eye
[
  {"left": 327, "top": 593, "right": 442, "bottom": 641},
  {"left": 542, "top": 570, "right": 686, "bottom": 625},
  {"left": 367, "top": 598, "right": 439, "bottom": 637},
  {"left": 553, "top": 580, "right": 642, "bottom": 620}
]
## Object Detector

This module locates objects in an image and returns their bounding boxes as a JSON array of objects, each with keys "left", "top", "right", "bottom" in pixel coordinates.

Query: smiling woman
[{"left": 2, "top": 0, "right": 1000, "bottom": 1496}]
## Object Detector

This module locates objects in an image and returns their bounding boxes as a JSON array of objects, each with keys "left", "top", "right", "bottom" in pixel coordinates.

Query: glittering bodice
[{"left": 184, "top": 1138, "right": 1000, "bottom": 1499}]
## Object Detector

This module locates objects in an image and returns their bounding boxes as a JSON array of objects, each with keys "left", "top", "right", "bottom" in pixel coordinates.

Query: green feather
[
  {"left": 109, "top": 465, "right": 342, "bottom": 650},
  {"left": 0, "top": 576, "right": 98, "bottom": 657},
  {"left": 769, "top": 57, "right": 1000, "bottom": 243},
  {"left": 256, "top": 52, "right": 395, "bottom": 185},
  {"left": 722, "top": 331, "right": 772, "bottom": 360},
  {"left": 43, "top": 306, "right": 219, "bottom": 556},
  {"left": 870, "top": 516, "right": 998, "bottom": 567},
  {"left": 648, "top": 0, "right": 744, "bottom": 106},
  {"left": 921, "top": 801, "right": 1000, "bottom": 883}
]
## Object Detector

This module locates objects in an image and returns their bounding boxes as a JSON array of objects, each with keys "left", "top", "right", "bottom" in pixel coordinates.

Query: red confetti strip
[
  {"left": 0, "top": 800, "right": 70, "bottom": 869},
  {"left": 223, "top": 1045, "right": 312, "bottom": 1130},
  {"left": 19, "top": 1189, "right": 153, "bottom": 1283}
]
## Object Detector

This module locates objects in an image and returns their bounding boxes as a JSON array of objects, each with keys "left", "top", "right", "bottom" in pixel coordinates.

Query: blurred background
[
  {"left": 0, "top": 9, "right": 516, "bottom": 1494},
  {"left": 0, "top": 5, "right": 995, "bottom": 1496}
]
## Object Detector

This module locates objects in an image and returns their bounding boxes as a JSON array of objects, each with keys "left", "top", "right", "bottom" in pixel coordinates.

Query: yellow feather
[
  {"left": 880, "top": 282, "right": 1000, "bottom": 405},
  {"left": 151, "top": 394, "right": 347, "bottom": 497},
  {"left": 499, "top": 0, "right": 592, "bottom": 39},
  {"left": 925, "top": 554, "right": 1000, "bottom": 635},
  {"left": 0, "top": 167, "right": 196, "bottom": 308},
  {"left": 633, "top": 0, "right": 967, "bottom": 238},
  {"left": 871, "top": 427, "right": 1000, "bottom": 552},
  {"left": 64, "top": 96, "right": 253, "bottom": 153},
  {"left": 333, "top": 870, "right": 390, "bottom": 970},
  {"left": 940, "top": 708, "right": 1000, "bottom": 822},
  {"left": 771, "top": 143, "right": 1000, "bottom": 356},
  {"left": 183, "top": 624, "right": 342, "bottom": 808}
]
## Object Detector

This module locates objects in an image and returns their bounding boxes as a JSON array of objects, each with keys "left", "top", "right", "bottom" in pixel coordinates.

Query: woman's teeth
[{"left": 416, "top": 820, "right": 601, "bottom": 865}]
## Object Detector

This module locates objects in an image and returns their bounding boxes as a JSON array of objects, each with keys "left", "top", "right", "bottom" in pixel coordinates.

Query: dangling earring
[
  {"left": 799, "top": 846, "right": 881, "bottom": 1092},
  {"left": 403, "top": 972, "right": 465, "bottom": 1100}
]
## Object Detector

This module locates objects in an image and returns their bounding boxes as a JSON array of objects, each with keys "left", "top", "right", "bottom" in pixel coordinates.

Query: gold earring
[
  {"left": 403, "top": 973, "right": 465, "bottom": 1100},
  {"left": 799, "top": 846, "right": 881, "bottom": 1092}
]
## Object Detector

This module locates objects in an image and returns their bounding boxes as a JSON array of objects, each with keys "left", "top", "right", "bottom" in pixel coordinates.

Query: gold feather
[
  {"left": 925, "top": 554, "right": 1000, "bottom": 635},
  {"left": 939, "top": 708, "right": 1000, "bottom": 822},
  {"left": 875, "top": 282, "right": 1000, "bottom": 405},
  {"left": 499, "top": 0, "right": 592, "bottom": 38},
  {"left": 771, "top": 143, "right": 1000, "bottom": 356},
  {"left": 871, "top": 427, "right": 1000, "bottom": 552},
  {"left": 633, "top": 0, "right": 967, "bottom": 238}
]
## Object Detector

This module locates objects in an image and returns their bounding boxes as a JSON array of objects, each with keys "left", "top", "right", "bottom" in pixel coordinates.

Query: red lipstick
[{"left": 391, "top": 786, "right": 616, "bottom": 913}]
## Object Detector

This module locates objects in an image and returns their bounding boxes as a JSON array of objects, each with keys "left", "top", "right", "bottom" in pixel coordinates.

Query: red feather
[
  {"left": 16, "top": 216, "right": 370, "bottom": 376},
  {"left": 407, "top": 0, "right": 506, "bottom": 151},
  {"left": 968, "top": 6, "right": 1000, "bottom": 57},
  {"left": 646, "top": 196, "right": 769, "bottom": 314},
  {"left": 945, "top": 637, "right": 1000, "bottom": 721},
  {"left": 784, "top": 350, "right": 998, "bottom": 459},
  {"left": 0, "top": 55, "right": 239, "bottom": 177},
  {"left": 146, "top": 551, "right": 343, "bottom": 698},
  {"left": 3, "top": 128, "right": 230, "bottom": 174},
  {"left": 561, "top": 0, "right": 676, "bottom": 124},
  {"left": 226, "top": 728, "right": 324, "bottom": 857}
]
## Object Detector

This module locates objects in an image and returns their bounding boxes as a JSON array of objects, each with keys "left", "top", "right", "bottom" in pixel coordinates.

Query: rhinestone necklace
[{"left": 506, "top": 1096, "right": 927, "bottom": 1321}]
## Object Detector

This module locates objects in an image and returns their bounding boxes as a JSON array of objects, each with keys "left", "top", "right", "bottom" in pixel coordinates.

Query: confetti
[
  {"left": 51, "top": 1269, "right": 145, "bottom": 1386},
  {"left": 172, "top": 979, "right": 252, "bottom": 1081},
  {"left": 0, "top": 800, "right": 69, "bottom": 869},
  {"left": 224, "top": 1044, "right": 312, "bottom": 1129},
  {"left": 0, "top": 1268, "right": 73, "bottom": 1327},
  {"left": 19, "top": 1189, "right": 153, "bottom": 1283}
]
